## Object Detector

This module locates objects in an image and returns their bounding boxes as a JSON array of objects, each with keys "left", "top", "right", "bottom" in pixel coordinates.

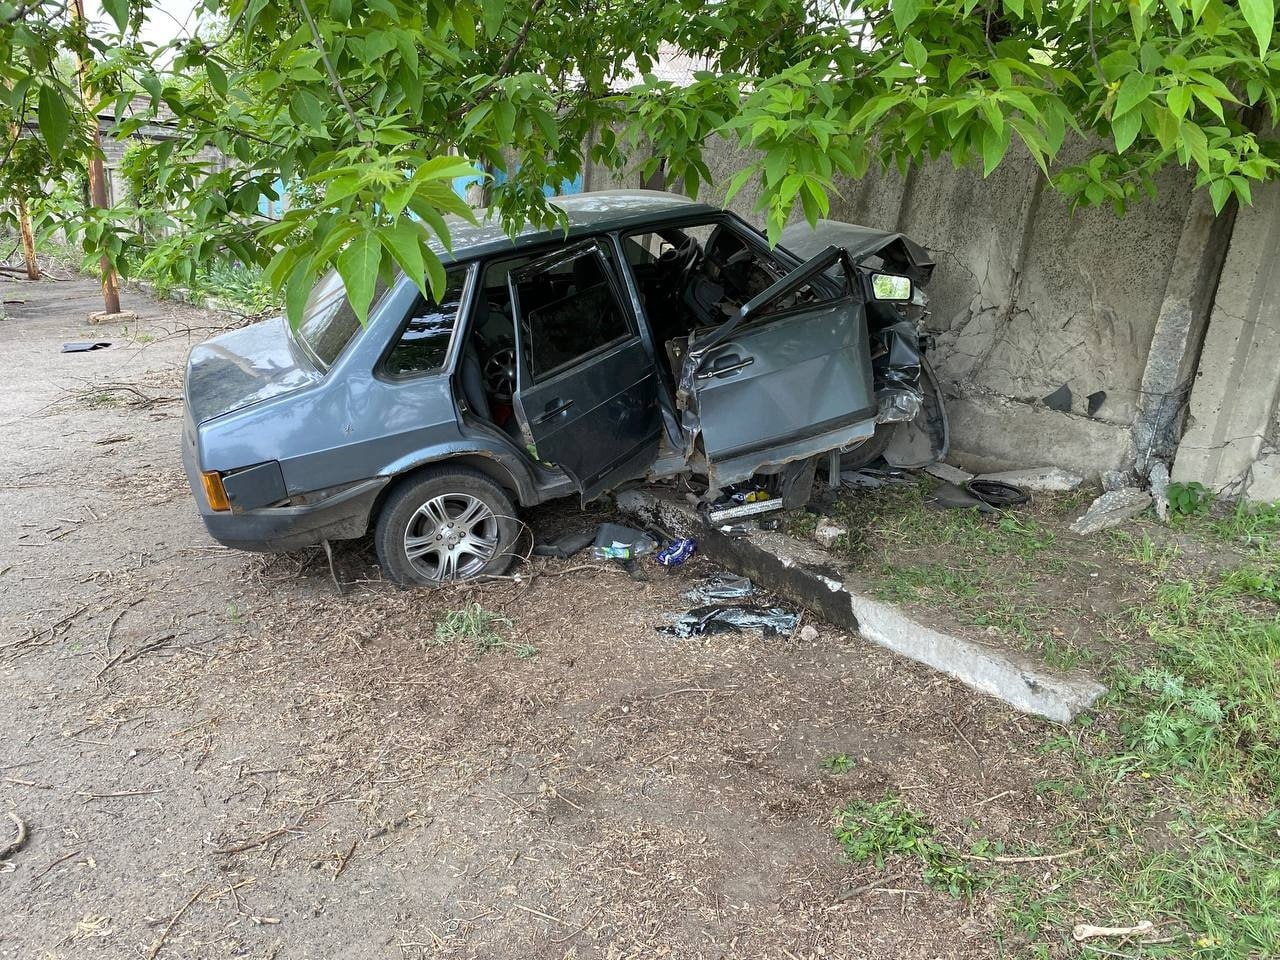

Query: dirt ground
[{"left": 1, "top": 278, "right": 1069, "bottom": 960}]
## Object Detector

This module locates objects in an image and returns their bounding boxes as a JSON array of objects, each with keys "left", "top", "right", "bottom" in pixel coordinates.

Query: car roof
[{"left": 434, "top": 189, "right": 722, "bottom": 263}]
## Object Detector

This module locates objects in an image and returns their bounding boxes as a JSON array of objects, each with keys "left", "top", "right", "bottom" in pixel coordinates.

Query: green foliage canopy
[{"left": 1, "top": 0, "right": 1278, "bottom": 321}]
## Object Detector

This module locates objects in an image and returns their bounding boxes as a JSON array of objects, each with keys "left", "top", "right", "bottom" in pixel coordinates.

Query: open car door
[
  {"left": 677, "top": 246, "right": 878, "bottom": 488},
  {"left": 509, "top": 240, "right": 662, "bottom": 502}
]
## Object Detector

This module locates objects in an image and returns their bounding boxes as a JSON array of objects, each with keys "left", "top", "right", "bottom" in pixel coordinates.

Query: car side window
[
  {"left": 383, "top": 267, "right": 470, "bottom": 378},
  {"left": 515, "top": 248, "right": 631, "bottom": 381}
]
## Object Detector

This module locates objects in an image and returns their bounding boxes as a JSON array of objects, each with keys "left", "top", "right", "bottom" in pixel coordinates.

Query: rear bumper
[{"left": 182, "top": 434, "right": 388, "bottom": 551}]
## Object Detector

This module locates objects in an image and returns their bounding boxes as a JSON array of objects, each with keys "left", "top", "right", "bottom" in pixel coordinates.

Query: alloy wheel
[{"left": 403, "top": 493, "right": 500, "bottom": 581}]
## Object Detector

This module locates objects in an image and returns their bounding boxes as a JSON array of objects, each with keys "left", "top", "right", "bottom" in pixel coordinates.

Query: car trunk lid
[{"left": 184, "top": 316, "right": 321, "bottom": 425}]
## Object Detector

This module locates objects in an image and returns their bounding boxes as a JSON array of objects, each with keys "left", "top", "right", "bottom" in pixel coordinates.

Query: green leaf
[
  {"left": 1209, "top": 177, "right": 1231, "bottom": 213},
  {"left": 904, "top": 36, "right": 928, "bottom": 70},
  {"left": 336, "top": 231, "right": 381, "bottom": 324},
  {"left": 102, "top": 0, "right": 128, "bottom": 32},
  {"left": 1112, "top": 109, "right": 1141, "bottom": 153},
  {"left": 284, "top": 259, "right": 315, "bottom": 330},
  {"left": 378, "top": 220, "right": 427, "bottom": 297},
  {"left": 37, "top": 85, "right": 70, "bottom": 162},
  {"left": 1167, "top": 85, "right": 1192, "bottom": 119},
  {"left": 982, "top": 122, "right": 1010, "bottom": 176},
  {"left": 481, "top": 0, "right": 505, "bottom": 34},
  {"left": 453, "top": 3, "right": 477, "bottom": 49},
  {"left": 205, "top": 59, "right": 228, "bottom": 97},
  {"left": 1240, "top": 0, "right": 1274, "bottom": 56},
  {"left": 893, "top": 0, "right": 921, "bottom": 32},
  {"left": 724, "top": 166, "right": 756, "bottom": 205},
  {"left": 1114, "top": 73, "right": 1155, "bottom": 118}
]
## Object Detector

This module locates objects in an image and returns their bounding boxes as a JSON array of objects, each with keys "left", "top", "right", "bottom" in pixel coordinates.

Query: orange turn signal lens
[{"left": 201, "top": 470, "right": 231, "bottom": 512}]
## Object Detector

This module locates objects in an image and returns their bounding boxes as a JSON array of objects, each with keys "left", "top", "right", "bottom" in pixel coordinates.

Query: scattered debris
[
  {"left": 684, "top": 574, "right": 754, "bottom": 602},
  {"left": 590, "top": 523, "right": 657, "bottom": 561},
  {"left": 1069, "top": 487, "right": 1153, "bottom": 535},
  {"left": 1042, "top": 384, "right": 1073, "bottom": 412},
  {"left": 965, "top": 479, "right": 1031, "bottom": 508},
  {"left": 1147, "top": 460, "right": 1172, "bottom": 521},
  {"left": 974, "top": 467, "right": 1083, "bottom": 493},
  {"left": 145, "top": 885, "right": 206, "bottom": 960},
  {"left": 0, "top": 811, "right": 28, "bottom": 861},
  {"left": 923, "top": 462, "right": 974, "bottom": 486},
  {"left": 532, "top": 529, "right": 595, "bottom": 560},
  {"left": 61, "top": 341, "right": 112, "bottom": 353},
  {"left": 1072, "top": 920, "right": 1155, "bottom": 943},
  {"left": 1086, "top": 390, "right": 1107, "bottom": 417},
  {"left": 661, "top": 605, "right": 800, "bottom": 639},
  {"left": 928, "top": 480, "right": 997, "bottom": 513},
  {"left": 814, "top": 519, "right": 848, "bottom": 548},
  {"left": 655, "top": 538, "right": 697, "bottom": 566},
  {"left": 799, "top": 624, "right": 819, "bottom": 642},
  {"left": 840, "top": 466, "right": 916, "bottom": 490}
]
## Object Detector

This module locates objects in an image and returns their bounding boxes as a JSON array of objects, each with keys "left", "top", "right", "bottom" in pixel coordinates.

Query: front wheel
[{"left": 374, "top": 467, "right": 520, "bottom": 587}]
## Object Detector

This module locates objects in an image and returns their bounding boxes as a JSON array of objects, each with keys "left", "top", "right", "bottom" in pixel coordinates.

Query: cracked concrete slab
[{"left": 619, "top": 488, "right": 1107, "bottom": 724}]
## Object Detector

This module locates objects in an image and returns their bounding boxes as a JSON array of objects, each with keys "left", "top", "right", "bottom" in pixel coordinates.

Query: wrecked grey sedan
[{"left": 182, "top": 190, "right": 945, "bottom": 586}]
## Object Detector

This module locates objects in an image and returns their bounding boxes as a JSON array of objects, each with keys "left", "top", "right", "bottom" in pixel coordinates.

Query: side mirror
[{"left": 871, "top": 273, "right": 913, "bottom": 301}]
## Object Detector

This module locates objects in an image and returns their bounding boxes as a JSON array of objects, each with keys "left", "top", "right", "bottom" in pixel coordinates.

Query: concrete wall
[
  {"left": 1173, "top": 179, "right": 1280, "bottom": 498},
  {"left": 694, "top": 140, "right": 1211, "bottom": 478}
]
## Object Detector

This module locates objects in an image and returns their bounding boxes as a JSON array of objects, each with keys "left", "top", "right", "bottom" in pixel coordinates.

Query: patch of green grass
[
  {"left": 874, "top": 562, "right": 980, "bottom": 604},
  {"left": 433, "top": 603, "right": 535, "bottom": 658},
  {"left": 821, "top": 753, "right": 855, "bottom": 774},
  {"left": 833, "top": 793, "right": 988, "bottom": 898}
]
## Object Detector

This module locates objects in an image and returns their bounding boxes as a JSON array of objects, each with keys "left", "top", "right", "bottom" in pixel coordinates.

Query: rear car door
[
  {"left": 678, "top": 246, "right": 877, "bottom": 487},
  {"left": 509, "top": 240, "right": 661, "bottom": 502}
]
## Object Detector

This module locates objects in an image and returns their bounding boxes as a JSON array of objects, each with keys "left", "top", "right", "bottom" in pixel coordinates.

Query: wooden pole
[
  {"left": 16, "top": 197, "right": 39, "bottom": 279},
  {"left": 68, "top": 0, "right": 121, "bottom": 314}
]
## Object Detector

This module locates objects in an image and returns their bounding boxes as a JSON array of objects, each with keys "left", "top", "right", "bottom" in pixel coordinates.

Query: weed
[
  {"left": 1124, "top": 532, "right": 1182, "bottom": 574},
  {"left": 821, "top": 753, "right": 855, "bottom": 774},
  {"left": 833, "top": 793, "right": 988, "bottom": 898},
  {"left": 433, "top": 603, "right": 535, "bottom": 658},
  {"left": 1167, "top": 481, "right": 1214, "bottom": 517}
]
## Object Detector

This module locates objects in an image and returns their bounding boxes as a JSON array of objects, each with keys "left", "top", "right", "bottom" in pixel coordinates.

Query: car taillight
[{"left": 201, "top": 471, "right": 231, "bottom": 512}]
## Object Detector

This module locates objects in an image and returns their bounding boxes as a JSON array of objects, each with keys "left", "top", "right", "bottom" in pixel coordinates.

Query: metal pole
[{"left": 68, "top": 0, "right": 121, "bottom": 314}]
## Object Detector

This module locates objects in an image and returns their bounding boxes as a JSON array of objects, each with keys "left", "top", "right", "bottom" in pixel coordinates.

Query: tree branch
[
  {"left": 295, "top": 0, "right": 364, "bottom": 133},
  {"left": 448, "top": 0, "right": 549, "bottom": 122}
]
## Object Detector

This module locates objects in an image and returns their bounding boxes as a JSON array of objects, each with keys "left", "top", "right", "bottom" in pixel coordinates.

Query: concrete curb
[{"left": 618, "top": 488, "right": 1106, "bottom": 724}]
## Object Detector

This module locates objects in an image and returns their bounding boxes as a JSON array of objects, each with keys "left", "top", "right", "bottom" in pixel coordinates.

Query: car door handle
[
  {"left": 697, "top": 355, "right": 755, "bottom": 379},
  {"left": 533, "top": 398, "right": 574, "bottom": 424}
]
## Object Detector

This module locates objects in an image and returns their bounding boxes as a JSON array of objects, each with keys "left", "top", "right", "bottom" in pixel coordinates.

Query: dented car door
[{"left": 676, "top": 246, "right": 877, "bottom": 488}]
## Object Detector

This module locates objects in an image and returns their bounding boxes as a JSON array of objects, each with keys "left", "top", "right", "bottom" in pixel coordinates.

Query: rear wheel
[{"left": 375, "top": 467, "right": 519, "bottom": 587}]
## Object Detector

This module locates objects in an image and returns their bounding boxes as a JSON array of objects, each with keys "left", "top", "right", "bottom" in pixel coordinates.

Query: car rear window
[
  {"left": 383, "top": 267, "right": 470, "bottom": 378},
  {"left": 294, "top": 270, "right": 387, "bottom": 369}
]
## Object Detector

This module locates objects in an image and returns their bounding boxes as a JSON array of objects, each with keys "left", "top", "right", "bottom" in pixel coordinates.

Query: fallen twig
[
  {"left": 29, "top": 848, "right": 83, "bottom": 883},
  {"left": 210, "top": 824, "right": 289, "bottom": 855},
  {"left": 1073, "top": 920, "right": 1155, "bottom": 942},
  {"left": 0, "top": 812, "right": 28, "bottom": 860},
  {"left": 332, "top": 839, "right": 357, "bottom": 880},
  {"left": 76, "top": 788, "right": 163, "bottom": 802},
  {"left": 146, "top": 886, "right": 205, "bottom": 959},
  {"left": 968, "top": 846, "right": 1084, "bottom": 865}
]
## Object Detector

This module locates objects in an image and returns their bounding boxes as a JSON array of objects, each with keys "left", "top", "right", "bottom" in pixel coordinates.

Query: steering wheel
[{"left": 482, "top": 339, "right": 516, "bottom": 403}]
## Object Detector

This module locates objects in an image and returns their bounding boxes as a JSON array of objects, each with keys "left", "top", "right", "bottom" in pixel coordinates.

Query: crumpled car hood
[{"left": 778, "top": 220, "right": 935, "bottom": 287}]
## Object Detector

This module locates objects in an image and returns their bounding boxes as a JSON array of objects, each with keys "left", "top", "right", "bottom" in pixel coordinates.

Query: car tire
[{"left": 374, "top": 466, "right": 520, "bottom": 587}]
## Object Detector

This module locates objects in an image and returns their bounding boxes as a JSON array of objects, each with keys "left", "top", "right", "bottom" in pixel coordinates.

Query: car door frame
[{"left": 507, "top": 238, "right": 663, "bottom": 502}]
